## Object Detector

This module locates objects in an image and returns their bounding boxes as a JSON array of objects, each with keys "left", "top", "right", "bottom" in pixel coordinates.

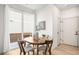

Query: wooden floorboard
[{"left": 4, "top": 44, "right": 79, "bottom": 55}]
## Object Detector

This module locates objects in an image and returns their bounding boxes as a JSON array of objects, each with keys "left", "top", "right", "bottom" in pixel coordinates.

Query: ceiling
[
  {"left": 21, "top": 4, "right": 48, "bottom": 10},
  {"left": 54, "top": 4, "right": 78, "bottom": 10},
  {"left": 21, "top": 4, "right": 79, "bottom": 10}
]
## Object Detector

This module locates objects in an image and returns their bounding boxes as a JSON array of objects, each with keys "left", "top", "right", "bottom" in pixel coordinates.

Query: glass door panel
[
  {"left": 23, "top": 12, "right": 34, "bottom": 38},
  {"left": 8, "top": 8, "right": 22, "bottom": 49}
]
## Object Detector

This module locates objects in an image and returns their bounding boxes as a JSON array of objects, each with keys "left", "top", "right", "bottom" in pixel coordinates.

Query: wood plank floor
[{"left": 4, "top": 44, "right": 79, "bottom": 55}]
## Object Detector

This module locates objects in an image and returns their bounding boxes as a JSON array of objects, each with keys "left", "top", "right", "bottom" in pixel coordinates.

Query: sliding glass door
[
  {"left": 23, "top": 12, "right": 34, "bottom": 38},
  {"left": 8, "top": 8, "right": 22, "bottom": 49},
  {"left": 8, "top": 7, "right": 35, "bottom": 49}
]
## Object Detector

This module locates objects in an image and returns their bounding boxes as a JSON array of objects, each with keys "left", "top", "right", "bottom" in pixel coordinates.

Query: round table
[{"left": 22, "top": 37, "right": 49, "bottom": 55}]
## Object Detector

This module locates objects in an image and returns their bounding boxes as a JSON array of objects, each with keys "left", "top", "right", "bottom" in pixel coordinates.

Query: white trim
[
  {"left": 62, "top": 16, "right": 79, "bottom": 20},
  {"left": 21, "top": 12, "right": 24, "bottom": 40},
  {"left": 3, "top": 5, "right": 10, "bottom": 52},
  {"left": 34, "top": 11, "right": 37, "bottom": 34}
]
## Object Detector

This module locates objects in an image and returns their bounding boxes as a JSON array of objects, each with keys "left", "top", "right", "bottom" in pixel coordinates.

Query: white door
[
  {"left": 57, "top": 17, "right": 61, "bottom": 46},
  {"left": 77, "top": 19, "right": 79, "bottom": 47},
  {"left": 53, "top": 17, "right": 61, "bottom": 48},
  {"left": 63, "top": 18, "right": 77, "bottom": 46}
]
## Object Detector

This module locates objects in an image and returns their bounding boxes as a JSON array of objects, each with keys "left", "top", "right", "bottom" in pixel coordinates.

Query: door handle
[
  {"left": 57, "top": 32, "right": 59, "bottom": 34},
  {"left": 75, "top": 31, "right": 78, "bottom": 35}
]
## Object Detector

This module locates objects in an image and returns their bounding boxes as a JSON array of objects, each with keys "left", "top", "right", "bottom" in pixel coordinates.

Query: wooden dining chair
[
  {"left": 18, "top": 40, "right": 35, "bottom": 55},
  {"left": 18, "top": 40, "right": 24, "bottom": 55},
  {"left": 45, "top": 40, "right": 53, "bottom": 55},
  {"left": 38, "top": 40, "right": 53, "bottom": 55}
]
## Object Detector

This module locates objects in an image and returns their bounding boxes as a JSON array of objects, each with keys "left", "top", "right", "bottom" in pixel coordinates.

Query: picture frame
[
  {"left": 39, "top": 21, "right": 46, "bottom": 30},
  {"left": 36, "top": 21, "right": 46, "bottom": 31}
]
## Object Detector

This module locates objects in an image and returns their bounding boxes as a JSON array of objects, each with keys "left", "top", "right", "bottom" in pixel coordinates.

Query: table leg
[
  {"left": 33, "top": 44, "right": 34, "bottom": 55},
  {"left": 37, "top": 45, "right": 39, "bottom": 55}
]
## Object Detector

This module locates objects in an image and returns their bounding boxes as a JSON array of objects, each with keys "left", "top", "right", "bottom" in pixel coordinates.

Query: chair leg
[
  {"left": 33, "top": 50, "right": 34, "bottom": 55},
  {"left": 44, "top": 51, "right": 46, "bottom": 55},
  {"left": 49, "top": 49, "right": 51, "bottom": 55},
  {"left": 23, "top": 51, "right": 26, "bottom": 55},
  {"left": 37, "top": 45, "right": 39, "bottom": 55},
  {"left": 43, "top": 51, "right": 46, "bottom": 55},
  {"left": 28, "top": 52, "right": 29, "bottom": 55},
  {"left": 20, "top": 50, "right": 23, "bottom": 55},
  {"left": 44, "top": 49, "right": 47, "bottom": 55},
  {"left": 20, "top": 52, "right": 22, "bottom": 55},
  {"left": 24, "top": 52, "right": 26, "bottom": 55}
]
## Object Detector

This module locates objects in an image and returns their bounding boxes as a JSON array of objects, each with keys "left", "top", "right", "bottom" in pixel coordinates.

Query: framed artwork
[
  {"left": 39, "top": 21, "right": 46, "bottom": 30},
  {"left": 36, "top": 21, "right": 46, "bottom": 31}
]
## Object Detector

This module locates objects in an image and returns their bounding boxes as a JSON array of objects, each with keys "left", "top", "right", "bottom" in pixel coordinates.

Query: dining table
[{"left": 22, "top": 36, "right": 49, "bottom": 55}]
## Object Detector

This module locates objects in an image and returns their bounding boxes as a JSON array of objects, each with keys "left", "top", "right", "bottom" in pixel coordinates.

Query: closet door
[
  {"left": 53, "top": 16, "right": 61, "bottom": 48},
  {"left": 57, "top": 17, "right": 61, "bottom": 46},
  {"left": 77, "top": 19, "right": 79, "bottom": 48},
  {"left": 63, "top": 18, "right": 77, "bottom": 46}
]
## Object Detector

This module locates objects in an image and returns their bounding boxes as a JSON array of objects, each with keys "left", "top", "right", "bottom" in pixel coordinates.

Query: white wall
[
  {"left": 62, "top": 7, "right": 78, "bottom": 18},
  {"left": 36, "top": 5, "right": 53, "bottom": 38},
  {"left": 0, "top": 5, "right": 5, "bottom": 53},
  {"left": 36, "top": 5, "right": 60, "bottom": 48}
]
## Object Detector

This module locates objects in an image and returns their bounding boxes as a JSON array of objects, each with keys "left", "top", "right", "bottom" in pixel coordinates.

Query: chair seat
[
  {"left": 24, "top": 46, "right": 35, "bottom": 52},
  {"left": 26, "top": 42, "right": 31, "bottom": 46},
  {"left": 38, "top": 45, "right": 47, "bottom": 50}
]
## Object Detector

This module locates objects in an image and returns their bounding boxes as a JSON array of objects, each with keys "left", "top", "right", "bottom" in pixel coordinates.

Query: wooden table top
[{"left": 22, "top": 37, "right": 49, "bottom": 45}]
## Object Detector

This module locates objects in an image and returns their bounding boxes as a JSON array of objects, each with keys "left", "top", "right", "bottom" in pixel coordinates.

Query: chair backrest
[
  {"left": 23, "top": 33, "right": 32, "bottom": 38},
  {"left": 18, "top": 40, "right": 26, "bottom": 54},
  {"left": 45, "top": 40, "right": 53, "bottom": 51}
]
